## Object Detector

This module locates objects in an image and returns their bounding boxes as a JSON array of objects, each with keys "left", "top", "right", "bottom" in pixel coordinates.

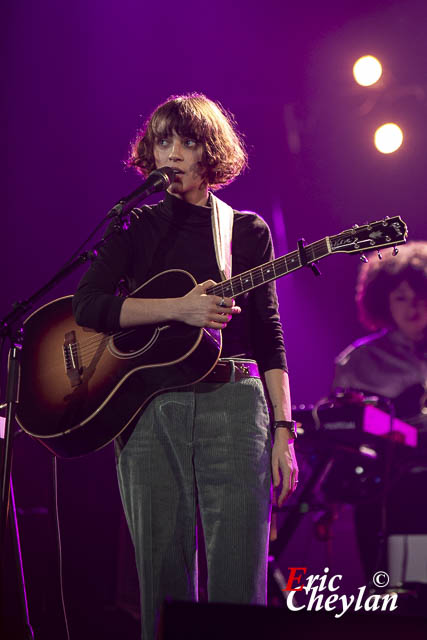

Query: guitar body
[{"left": 16, "top": 269, "right": 222, "bottom": 457}]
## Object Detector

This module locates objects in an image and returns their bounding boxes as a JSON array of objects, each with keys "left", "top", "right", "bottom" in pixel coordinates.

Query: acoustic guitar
[{"left": 15, "top": 216, "right": 407, "bottom": 457}]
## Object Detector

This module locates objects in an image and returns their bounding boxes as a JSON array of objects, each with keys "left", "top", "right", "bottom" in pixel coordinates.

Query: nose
[{"left": 168, "top": 139, "right": 184, "bottom": 161}]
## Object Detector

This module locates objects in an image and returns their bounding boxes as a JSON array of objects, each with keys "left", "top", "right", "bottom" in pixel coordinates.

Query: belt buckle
[{"left": 235, "top": 363, "right": 250, "bottom": 375}]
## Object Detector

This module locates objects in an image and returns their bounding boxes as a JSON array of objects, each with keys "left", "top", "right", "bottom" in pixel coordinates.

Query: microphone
[{"left": 108, "top": 166, "right": 176, "bottom": 218}]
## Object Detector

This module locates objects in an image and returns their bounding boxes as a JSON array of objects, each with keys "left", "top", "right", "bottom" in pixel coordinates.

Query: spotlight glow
[
  {"left": 374, "top": 123, "right": 403, "bottom": 154},
  {"left": 353, "top": 55, "right": 382, "bottom": 86}
]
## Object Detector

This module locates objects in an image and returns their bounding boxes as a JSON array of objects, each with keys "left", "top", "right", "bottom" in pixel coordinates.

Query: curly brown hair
[
  {"left": 356, "top": 241, "right": 427, "bottom": 330},
  {"left": 128, "top": 93, "right": 248, "bottom": 190}
]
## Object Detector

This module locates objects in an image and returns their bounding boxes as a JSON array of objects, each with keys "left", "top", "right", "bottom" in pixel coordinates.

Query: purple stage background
[{"left": 2, "top": 1, "right": 427, "bottom": 636}]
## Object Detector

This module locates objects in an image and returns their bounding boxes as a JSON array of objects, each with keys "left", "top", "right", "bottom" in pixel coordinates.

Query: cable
[
  {"left": 0, "top": 335, "right": 6, "bottom": 407},
  {"left": 52, "top": 456, "right": 71, "bottom": 640}
]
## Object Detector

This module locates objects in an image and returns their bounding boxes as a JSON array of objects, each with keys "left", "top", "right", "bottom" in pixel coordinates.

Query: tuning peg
[
  {"left": 393, "top": 246, "right": 399, "bottom": 256},
  {"left": 377, "top": 250, "right": 382, "bottom": 260},
  {"left": 360, "top": 253, "right": 369, "bottom": 263}
]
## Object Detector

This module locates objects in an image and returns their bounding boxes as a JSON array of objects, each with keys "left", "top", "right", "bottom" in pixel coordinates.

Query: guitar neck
[
  {"left": 206, "top": 215, "right": 408, "bottom": 299},
  {"left": 207, "top": 237, "right": 331, "bottom": 299}
]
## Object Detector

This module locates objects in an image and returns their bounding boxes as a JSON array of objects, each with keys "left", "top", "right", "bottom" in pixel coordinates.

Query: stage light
[
  {"left": 374, "top": 123, "right": 403, "bottom": 154},
  {"left": 353, "top": 55, "right": 382, "bottom": 87}
]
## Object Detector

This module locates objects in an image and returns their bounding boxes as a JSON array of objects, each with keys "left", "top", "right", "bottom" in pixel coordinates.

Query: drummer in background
[{"left": 332, "top": 241, "right": 427, "bottom": 581}]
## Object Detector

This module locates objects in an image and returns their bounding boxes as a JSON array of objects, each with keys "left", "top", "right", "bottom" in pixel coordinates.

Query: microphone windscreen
[{"left": 150, "top": 166, "right": 176, "bottom": 190}]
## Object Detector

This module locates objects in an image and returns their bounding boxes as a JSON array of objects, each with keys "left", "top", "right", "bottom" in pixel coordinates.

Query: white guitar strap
[{"left": 210, "top": 193, "right": 234, "bottom": 281}]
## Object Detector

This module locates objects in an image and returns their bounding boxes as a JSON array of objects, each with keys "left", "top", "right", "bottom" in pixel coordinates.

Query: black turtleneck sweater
[{"left": 72, "top": 192, "right": 287, "bottom": 373}]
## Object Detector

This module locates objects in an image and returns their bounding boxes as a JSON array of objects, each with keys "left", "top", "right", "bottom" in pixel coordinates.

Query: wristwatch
[{"left": 272, "top": 420, "right": 297, "bottom": 439}]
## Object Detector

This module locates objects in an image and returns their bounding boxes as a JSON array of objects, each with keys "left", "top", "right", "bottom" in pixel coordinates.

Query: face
[
  {"left": 389, "top": 280, "right": 427, "bottom": 340},
  {"left": 153, "top": 131, "right": 208, "bottom": 205}
]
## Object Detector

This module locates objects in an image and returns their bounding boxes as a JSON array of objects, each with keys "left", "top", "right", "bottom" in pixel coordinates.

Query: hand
[
  {"left": 175, "top": 280, "right": 241, "bottom": 329},
  {"left": 272, "top": 428, "right": 298, "bottom": 507}
]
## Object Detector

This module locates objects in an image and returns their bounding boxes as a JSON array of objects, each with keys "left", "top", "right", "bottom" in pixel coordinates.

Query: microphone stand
[
  {"left": 0, "top": 197, "right": 143, "bottom": 634},
  {"left": 0, "top": 241, "right": 115, "bottom": 637}
]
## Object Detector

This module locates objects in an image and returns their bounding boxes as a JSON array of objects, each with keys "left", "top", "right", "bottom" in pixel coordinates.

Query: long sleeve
[{"left": 72, "top": 224, "right": 134, "bottom": 333}]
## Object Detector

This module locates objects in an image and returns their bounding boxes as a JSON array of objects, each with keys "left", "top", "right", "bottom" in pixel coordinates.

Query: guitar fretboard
[{"left": 207, "top": 237, "right": 330, "bottom": 298}]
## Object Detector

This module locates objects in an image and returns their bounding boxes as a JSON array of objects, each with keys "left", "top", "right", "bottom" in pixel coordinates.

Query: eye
[
  {"left": 157, "top": 138, "right": 170, "bottom": 147},
  {"left": 184, "top": 139, "right": 197, "bottom": 147}
]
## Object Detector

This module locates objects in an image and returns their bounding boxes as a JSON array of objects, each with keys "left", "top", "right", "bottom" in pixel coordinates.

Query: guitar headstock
[{"left": 329, "top": 216, "right": 408, "bottom": 254}]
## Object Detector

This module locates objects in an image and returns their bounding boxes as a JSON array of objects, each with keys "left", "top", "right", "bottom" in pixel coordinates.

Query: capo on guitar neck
[{"left": 297, "top": 238, "right": 321, "bottom": 276}]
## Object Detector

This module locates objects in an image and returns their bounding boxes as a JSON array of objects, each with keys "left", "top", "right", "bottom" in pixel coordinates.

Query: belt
[{"left": 202, "top": 360, "right": 260, "bottom": 384}]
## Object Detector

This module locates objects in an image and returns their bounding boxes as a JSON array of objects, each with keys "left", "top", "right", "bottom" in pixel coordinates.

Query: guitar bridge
[{"left": 63, "top": 331, "right": 82, "bottom": 387}]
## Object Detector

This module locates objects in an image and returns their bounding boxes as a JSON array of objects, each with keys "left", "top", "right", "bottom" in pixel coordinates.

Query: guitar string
[
  {"left": 69, "top": 246, "right": 311, "bottom": 359},
  {"left": 65, "top": 329, "right": 135, "bottom": 361},
  {"left": 67, "top": 239, "right": 331, "bottom": 364},
  {"left": 207, "top": 238, "right": 330, "bottom": 297},
  {"left": 67, "top": 235, "right": 362, "bottom": 360},
  {"left": 207, "top": 229, "right": 400, "bottom": 297},
  {"left": 65, "top": 228, "right": 398, "bottom": 363}
]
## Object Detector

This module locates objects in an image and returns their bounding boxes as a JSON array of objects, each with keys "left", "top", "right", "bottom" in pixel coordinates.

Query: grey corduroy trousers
[{"left": 116, "top": 368, "right": 272, "bottom": 640}]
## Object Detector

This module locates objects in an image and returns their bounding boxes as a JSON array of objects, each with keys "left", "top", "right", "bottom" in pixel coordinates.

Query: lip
[{"left": 171, "top": 170, "right": 184, "bottom": 181}]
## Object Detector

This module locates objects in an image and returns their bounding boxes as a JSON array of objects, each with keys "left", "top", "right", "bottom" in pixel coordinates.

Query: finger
[
  {"left": 277, "top": 468, "right": 293, "bottom": 506},
  {"left": 215, "top": 295, "right": 235, "bottom": 308},
  {"left": 278, "top": 475, "right": 293, "bottom": 506},
  {"left": 215, "top": 296, "right": 229, "bottom": 309},
  {"left": 212, "top": 310, "right": 235, "bottom": 324},
  {"left": 208, "top": 319, "right": 228, "bottom": 330},
  {"left": 272, "top": 459, "right": 280, "bottom": 488},
  {"left": 217, "top": 304, "right": 241, "bottom": 315},
  {"left": 205, "top": 316, "right": 227, "bottom": 329},
  {"left": 200, "top": 280, "right": 218, "bottom": 293},
  {"left": 283, "top": 473, "right": 299, "bottom": 501},
  {"left": 278, "top": 485, "right": 289, "bottom": 507}
]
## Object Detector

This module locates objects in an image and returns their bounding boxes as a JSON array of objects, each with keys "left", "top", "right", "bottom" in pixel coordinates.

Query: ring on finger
[{"left": 219, "top": 298, "right": 226, "bottom": 307}]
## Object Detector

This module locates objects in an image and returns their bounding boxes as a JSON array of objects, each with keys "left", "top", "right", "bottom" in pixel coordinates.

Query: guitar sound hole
[{"left": 112, "top": 326, "right": 159, "bottom": 356}]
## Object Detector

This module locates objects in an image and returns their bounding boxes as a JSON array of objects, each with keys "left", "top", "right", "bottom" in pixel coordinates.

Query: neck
[{"left": 167, "top": 185, "right": 209, "bottom": 207}]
